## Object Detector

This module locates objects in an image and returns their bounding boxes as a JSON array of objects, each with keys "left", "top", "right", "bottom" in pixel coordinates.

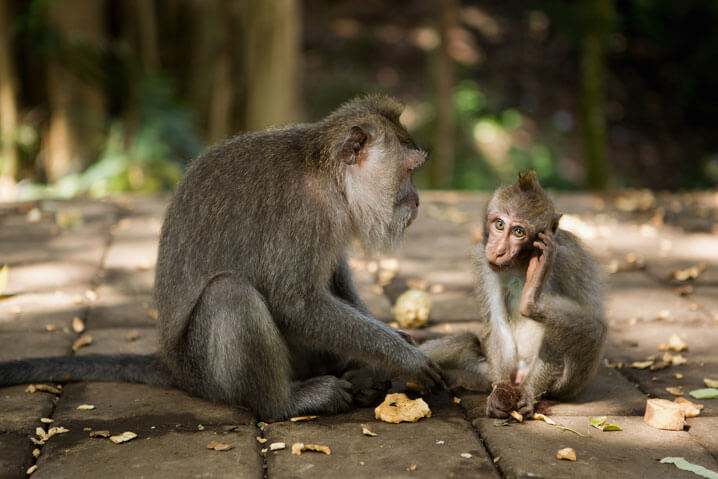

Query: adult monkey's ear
[
  {"left": 551, "top": 213, "right": 563, "bottom": 233},
  {"left": 340, "top": 125, "right": 370, "bottom": 165}
]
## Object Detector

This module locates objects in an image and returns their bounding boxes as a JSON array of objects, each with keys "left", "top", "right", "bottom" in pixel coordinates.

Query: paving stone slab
[
  {"left": 1, "top": 261, "right": 101, "bottom": 296},
  {"left": 34, "top": 427, "right": 262, "bottom": 479},
  {"left": 606, "top": 321, "right": 718, "bottom": 360},
  {"left": 0, "top": 331, "right": 74, "bottom": 362},
  {"left": 687, "top": 417, "right": 718, "bottom": 460},
  {"left": 264, "top": 396, "right": 498, "bottom": 479},
  {"left": 473, "top": 415, "right": 718, "bottom": 479},
  {"left": 0, "top": 292, "right": 86, "bottom": 332},
  {"left": 0, "top": 431, "right": 34, "bottom": 479},
  {"left": 74, "top": 327, "right": 159, "bottom": 356},
  {"left": 53, "top": 382, "right": 254, "bottom": 427},
  {"left": 0, "top": 385, "right": 57, "bottom": 432},
  {"left": 605, "top": 271, "right": 709, "bottom": 323}
]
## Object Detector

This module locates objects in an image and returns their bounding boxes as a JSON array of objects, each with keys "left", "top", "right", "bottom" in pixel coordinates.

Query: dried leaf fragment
[
  {"left": 26, "top": 384, "right": 61, "bottom": 395},
  {"left": 704, "top": 378, "right": 718, "bottom": 388},
  {"left": 666, "top": 386, "right": 684, "bottom": 396},
  {"left": 375, "top": 393, "right": 431, "bottom": 423},
  {"left": 630, "top": 360, "right": 654, "bottom": 370},
  {"left": 72, "top": 317, "right": 85, "bottom": 334},
  {"left": 126, "top": 330, "right": 141, "bottom": 341},
  {"left": 556, "top": 447, "right": 576, "bottom": 461},
  {"left": 361, "top": 424, "right": 377, "bottom": 437},
  {"left": 77, "top": 404, "right": 96, "bottom": 410},
  {"left": 644, "top": 398, "right": 685, "bottom": 430},
  {"left": 674, "top": 397, "right": 703, "bottom": 418},
  {"left": 72, "top": 334, "right": 93, "bottom": 352},
  {"left": 589, "top": 416, "right": 622, "bottom": 431},
  {"left": 532, "top": 413, "right": 557, "bottom": 425},
  {"left": 45, "top": 324, "right": 57, "bottom": 332},
  {"left": 206, "top": 440, "right": 234, "bottom": 451},
  {"left": 269, "top": 442, "right": 286, "bottom": 451},
  {"left": 660, "top": 457, "right": 718, "bottom": 479},
  {"left": 0, "top": 264, "right": 8, "bottom": 295},
  {"left": 40, "top": 418, "right": 53, "bottom": 424},
  {"left": 32, "top": 448, "right": 40, "bottom": 458},
  {"left": 670, "top": 262, "right": 707, "bottom": 281},
  {"left": 256, "top": 436, "right": 267, "bottom": 444},
  {"left": 689, "top": 388, "right": 718, "bottom": 400},
  {"left": 110, "top": 431, "right": 138, "bottom": 444},
  {"left": 460, "top": 453, "right": 472, "bottom": 459},
  {"left": 90, "top": 430, "right": 111, "bottom": 438},
  {"left": 289, "top": 415, "right": 318, "bottom": 422},
  {"left": 291, "top": 442, "right": 331, "bottom": 456},
  {"left": 26, "top": 465, "right": 37, "bottom": 475},
  {"left": 509, "top": 411, "right": 523, "bottom": 422}
]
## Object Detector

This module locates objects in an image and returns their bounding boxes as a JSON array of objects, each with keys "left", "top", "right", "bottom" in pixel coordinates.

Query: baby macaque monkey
[{"left": 475, "top": 171, "right": 606, "bottom": 418}]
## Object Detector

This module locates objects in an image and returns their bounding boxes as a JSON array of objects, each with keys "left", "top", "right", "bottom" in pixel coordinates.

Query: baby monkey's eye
[
  {"left": 513, "top": 227, "right": 525, "bottom": 238},
  {"left": 495, "top": 219, "right": 505, "bottom": 230}
]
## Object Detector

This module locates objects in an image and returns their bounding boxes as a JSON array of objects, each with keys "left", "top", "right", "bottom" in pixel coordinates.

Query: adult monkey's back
[{"left": 0, "top": 96, "right": 443, "bottom": 419}]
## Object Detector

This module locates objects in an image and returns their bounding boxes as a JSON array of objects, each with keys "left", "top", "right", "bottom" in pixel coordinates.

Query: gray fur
[{"left": 0, "top": 96, "right": 443, "bottom": 419}]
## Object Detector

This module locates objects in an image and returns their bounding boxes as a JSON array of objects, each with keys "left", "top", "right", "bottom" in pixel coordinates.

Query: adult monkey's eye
[
  {"left": 495, "top": 219, "right": 505, "bottom": 231},
  {"left": 513, "top": 227, "right": 525, "bottom": 238}
]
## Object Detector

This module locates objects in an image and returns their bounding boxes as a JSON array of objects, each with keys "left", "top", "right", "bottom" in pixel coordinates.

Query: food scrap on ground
[
  {"left": 291, "top": 442, "right": 331, "bottom": 456},
  {"left": 375, "top": 393, "right": 432, "bottom": 423}
]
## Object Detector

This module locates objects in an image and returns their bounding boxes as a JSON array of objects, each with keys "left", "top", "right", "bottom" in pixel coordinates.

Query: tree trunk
[
  {"left": 579, "top": 0, "right": 613, "bottom": 190},
  {"left": 242, "top": 0, "right": 302, "bottom": 131},
  {"left": 44, "top": 0, "right": 107, "bottom": 182},
  {"left": 431, "top": 0, "right": 457, "bottom": 189},
  {"left": 134, "top": 0, "right": 159, "bottom": 72},
  {"left": 0, "top": 0, "right": 19, "bottom": 180}
]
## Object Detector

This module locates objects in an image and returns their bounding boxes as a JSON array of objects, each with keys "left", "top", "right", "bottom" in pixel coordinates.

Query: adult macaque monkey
[
  {"left": 0, "top": 96, "right": 444, "bottom": 418},
  {"left": 475, "top": 171, "right": 606, "bottom": 418}
]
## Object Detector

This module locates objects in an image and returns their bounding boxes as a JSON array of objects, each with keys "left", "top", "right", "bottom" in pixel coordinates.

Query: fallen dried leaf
[
  {"left": 289, "top": 415, "right": 318, "bottom": 422},
  {"left": 660, "top": 457, "right": 718, "bottom": 479},
  {"left": 26, "top": 384, "right": 61, "bottom": 395},
  {"left": 644, "top": 398, "right": 685, "bottom": 430},
  {"left": 71, "top": 317, "right": 85, "bottom": 334},
  {"left": 453, "top": 396, "right": 462, "bottom": 404},
  {"left": 532, "top": 413, "right": 589, "bottom": 437},
  {"left": 147, "top": 308, "right": 159, "bottom": 320},
  {"left": 269, "top": 442, "right": 286, "bottom": 451},
  {"left": 674, "top": 285, "right": 694, "bottom": 296},
  {"left": 630, "top": 360, "right": 654, "bottom": 369},
  {"left": 689, "top": 388, "right": 718, "bottom": 400},
  {"left": 44, "top": 324, "right": 57, "bottom": 332},
  {"left": 667, "top": 333, "right": 688, "bottom": 352},
  {"left": 206, "top": 440, "right": 233, "bottom": 451},
  {"left": 361, "top": 424, "right": 377, "bottom": 437},
  {"left": 556, "top": 447, "right": 576, "bottom": 461},
  {"left": 291, "top": 442, "right": 331, "bottom": 456},
  {"left": 532, "top": 413, "right": 557, "bottom": 425},
  {"left": 40, "top": 418, "right": 53, "bottom": 424},
  {"left": 509, "top": 411, "right": 523, "bottom": 422},
  {"left": 84, "top": 289, "right": 97, "bottom": 302},
  {"left": 666, "top": 386, "right": 684, "bottom": 396},
  {"left": 26, "top": 465, "right": 37, "bottom": 475},
  {"left": 110, "top": 431, "right": 138, "bottom": 444},
  {"left": 407, "top": 464, "right": 417, "bottom": 471},
  {"left": 89, "top": 430, "right": 111, "bottom": 438},
  {"left": 590, "top": 416, "right": 623, "bottom": 431},
  {"left": 375, "top": 393, "right": 431, "bottom": 423},
  {"left": 77, "top": 404, "right": 95, "bottom": 410},
  {"left": 256, "top": 436, "right": 267, "bottom": 444},
  {"left": 0, "top": 264, "right": 8, "bottom": 295},
  {"left": 72, "top": 334, "right": 93, "bottom": 352},
  {"left": 673, "top": 373, "right": 684, "bottom": 379},
  {"left": 704, "top": 378, "right": 718, "bottom": 388},
  {"left": 670, "top": 263, "right": 707, "bottom": 281},
  {"left": 674, "top": 397, "right": 703, "bottom": 418},
  {"left": 126, "top": 330, "right": 141, "bottom": 341},
  {"left": 460, "top": 453, "right": 473, "bottom": 459},
  {"left": 32, "top": 448, "right": 40, "bottom": 458},
  {"left": 650, "top": 361, "right": 671, "bottom": 372}
]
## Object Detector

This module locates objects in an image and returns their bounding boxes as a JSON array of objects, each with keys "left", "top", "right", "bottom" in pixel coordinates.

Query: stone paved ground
[{"left": 0, "top": 190, "right": 717, "bottom": 479}]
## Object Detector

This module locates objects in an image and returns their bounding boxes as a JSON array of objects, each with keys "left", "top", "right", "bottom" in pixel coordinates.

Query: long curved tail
[{"left": 0, "top": 354, "right": 175, "bottom": 388}]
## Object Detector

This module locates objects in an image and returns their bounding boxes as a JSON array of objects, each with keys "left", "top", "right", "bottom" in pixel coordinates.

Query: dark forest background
[{"left": 0, "top": 0, "right": 717, "bottom": 200}]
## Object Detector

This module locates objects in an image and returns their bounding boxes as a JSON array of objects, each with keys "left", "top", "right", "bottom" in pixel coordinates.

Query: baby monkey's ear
[
  {"left": 340, "top": 125, "right": 370, "bottom": 165},
  {"left": 551, "top": 213, "right": 563, "bottom": 233}
]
